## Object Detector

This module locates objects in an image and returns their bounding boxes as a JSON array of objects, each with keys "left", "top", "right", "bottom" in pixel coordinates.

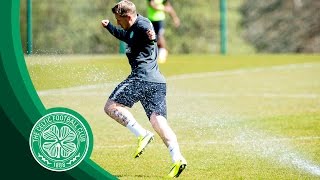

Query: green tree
[
  {"left": 20, "top": 0, "right": 253, "bottom": 54},
  {"left": 240, "top": 0, "right": 320, "bottom": 53}
]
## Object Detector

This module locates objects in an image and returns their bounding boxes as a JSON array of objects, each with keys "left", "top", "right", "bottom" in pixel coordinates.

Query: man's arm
[
  {"left": 137, "top": 22, "right": 157, "bottom": 44},
  {"left": 146, "top": 29, "right": 157, "bottom": 44},
  {"left": 164, "top": 1, "right": 180, "bottom": 28},
  {"left": 101, "top": 19, "right": 127, "bottom": 42}
]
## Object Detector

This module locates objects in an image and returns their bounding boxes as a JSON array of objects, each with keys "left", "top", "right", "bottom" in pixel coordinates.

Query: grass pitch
[{"left": 26, "top": 54, "right": 320, "bottom": 179}]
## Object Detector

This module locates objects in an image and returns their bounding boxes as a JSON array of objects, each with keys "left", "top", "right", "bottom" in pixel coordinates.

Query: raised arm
[
  {"left": 164, "top": 1, "right": 180, "bottom": 28},
  {"left": 101, "top": 19, "right": 127, "bottom": 42}
]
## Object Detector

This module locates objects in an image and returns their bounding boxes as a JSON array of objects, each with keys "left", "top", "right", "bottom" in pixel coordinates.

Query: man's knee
[
  {"left": 104, "top": 99, "right": 115, "bottom": 116},
  {"left": 150, "top": 113, "right": 166, "bottom": 127},
  {"left": 150, "top": 114, "right": 157, "bottom": 127}
]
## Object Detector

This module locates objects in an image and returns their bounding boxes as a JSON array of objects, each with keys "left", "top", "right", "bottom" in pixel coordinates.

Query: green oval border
[{"left": 0, "top": 0, "right": 117, "bottom": 179}]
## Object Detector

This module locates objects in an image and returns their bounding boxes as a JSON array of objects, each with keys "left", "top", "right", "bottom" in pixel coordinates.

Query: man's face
[{"left": 115, "top": 14, "right": 130, "bottom": 30}]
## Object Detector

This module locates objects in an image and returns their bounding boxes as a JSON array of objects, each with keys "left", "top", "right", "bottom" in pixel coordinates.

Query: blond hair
[{"left": 112, "top": 0, "right": 136, "bottom": 17}]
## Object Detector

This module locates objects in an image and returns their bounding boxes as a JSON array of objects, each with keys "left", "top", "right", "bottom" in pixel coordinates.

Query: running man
[
  {"left": 101, "top": 0, "right": 187, "bottom": 178},
  {"left": 147, "top": 0, "right": 180, "bottom": 63}
]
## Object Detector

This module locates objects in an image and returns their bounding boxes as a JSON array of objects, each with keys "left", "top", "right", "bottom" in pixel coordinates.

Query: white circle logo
[{"left": 29, "top": 111, "right": 90, "bottom": 171}]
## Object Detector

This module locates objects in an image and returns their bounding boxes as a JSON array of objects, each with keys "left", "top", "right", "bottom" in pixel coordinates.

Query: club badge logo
[{"left": 29, "top": 111, "right": 91, "bottom": 172}]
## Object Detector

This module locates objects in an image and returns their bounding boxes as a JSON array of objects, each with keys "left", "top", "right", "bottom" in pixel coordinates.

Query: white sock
[
  {"left": 158, "top": 48, "right": 168, "bottom": 60},
  {"left": 168, "top": 143, "right": 182, "bottom": 162},
  {"left": 126, "top": 120, "right": 147, "bottom": 137}
]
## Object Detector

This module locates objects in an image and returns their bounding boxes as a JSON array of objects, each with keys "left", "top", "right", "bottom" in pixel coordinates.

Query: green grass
[
  {"left": 26, "top": 54, "right": 320, "bottom": 90},
  {"left": 26, "top": 54, "right": 320, "bottom": 179}
]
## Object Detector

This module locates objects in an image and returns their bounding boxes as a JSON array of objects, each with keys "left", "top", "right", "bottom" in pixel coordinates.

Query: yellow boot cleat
[
  {"left": 133, "top": 131, "right": 154, "bottom": 158},
  {"left": 166, "top": 157, "right": 187, "bottom": 178}
]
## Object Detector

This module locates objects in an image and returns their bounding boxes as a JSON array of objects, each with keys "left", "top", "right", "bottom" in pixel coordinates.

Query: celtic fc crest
[{"left": 29, "top": 110, "right": 91, "bottom": 171}]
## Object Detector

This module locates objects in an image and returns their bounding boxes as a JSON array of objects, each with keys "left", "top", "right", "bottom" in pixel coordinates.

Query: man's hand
[
  {"left": 101, "top": 19, "right": 110, "bottom": 27},
  {"left": 172, "top": 17, "right": 180, "bottom": 28},
  {"left": 146, "top": 29, "right": 156, "bottom": 41},
  {"left": 164, "top": 3, "right": 180, "bottom": 28}
]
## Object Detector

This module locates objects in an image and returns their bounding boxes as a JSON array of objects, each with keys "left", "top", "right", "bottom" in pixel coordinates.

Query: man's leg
[
  {"left": 104, "top": 99, "right": 154, "bottom": 158},
  {"left": 157, "top": 25, "right": 168, "bottom": 63},
  {"left": 157, "top": 33, "right": 166, "bottom": 50},
  {"left": 150, "top": 113, "right": 187, "bottom": 177},
  {"left": 104, "top": 99, "right": 137, "bottom": 127},
  {"left": 157, "top": 35, "right": 168, "bottom": 63}
]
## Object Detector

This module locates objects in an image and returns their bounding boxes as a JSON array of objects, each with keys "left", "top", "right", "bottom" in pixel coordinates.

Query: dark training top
[{"left": 105, "top": 14, "right": 166, "bottom": 83}]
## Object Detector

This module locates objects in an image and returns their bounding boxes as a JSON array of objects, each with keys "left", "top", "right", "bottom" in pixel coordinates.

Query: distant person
[
  {"left": 101, "top": 0, "right": 187, "bottom": 178},
  {"left": 147, "top": 0, "right": 180, "bottom": 63}
]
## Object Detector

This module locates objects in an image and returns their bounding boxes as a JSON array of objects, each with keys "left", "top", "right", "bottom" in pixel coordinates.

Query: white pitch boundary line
[
  {"left": 42, "top": 91, "right": 320, "bottom": 99},
  {"left": 94, "top": 136, "right": 320, "bottom": 149},
  {"left": 37, "top": 62, "right": 320, "bottom": 96},
  {"left": 37, "top": 82, "right": 117, "bottom": 96},
  {"left": 167, "top": 62, "right": 319, "bottom": 81},
  {"left": 172, "top": 92, "right": 320, "bottom": 99}
]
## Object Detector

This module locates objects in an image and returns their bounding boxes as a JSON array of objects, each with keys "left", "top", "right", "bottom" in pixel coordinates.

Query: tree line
[
  {"left": 240, "top": 0, "right": 320, "bottom": 53},
  {"left": 19, "top": 0, "right": 319, "bottom": 55}
]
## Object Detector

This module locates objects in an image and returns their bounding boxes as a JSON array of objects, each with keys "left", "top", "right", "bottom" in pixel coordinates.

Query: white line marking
[
  {"left": 169, "top": 92, "right": 320, "bottom": 99},
  {"left": 94, "top": 136, "right": 320, "bottom": 148},
  {"left": 37, "top": 83, "right": 117, "bottom": 96},
  {"left": 167, "top": 63, "right": 318, "bottom": 81},
  {"left": 41, "top": 91, "right": 320, "bottom": 99},
  {"left": 37, "top": 63, "right": 320, "bottom": 96}
]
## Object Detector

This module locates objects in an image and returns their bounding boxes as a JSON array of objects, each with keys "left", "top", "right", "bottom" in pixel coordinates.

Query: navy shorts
[
  {"left": 109, "top": 78, "right": 167, "bottom": 119},
  {"left": 151, "top": 20, "right": 165, "bottom": 38}
]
